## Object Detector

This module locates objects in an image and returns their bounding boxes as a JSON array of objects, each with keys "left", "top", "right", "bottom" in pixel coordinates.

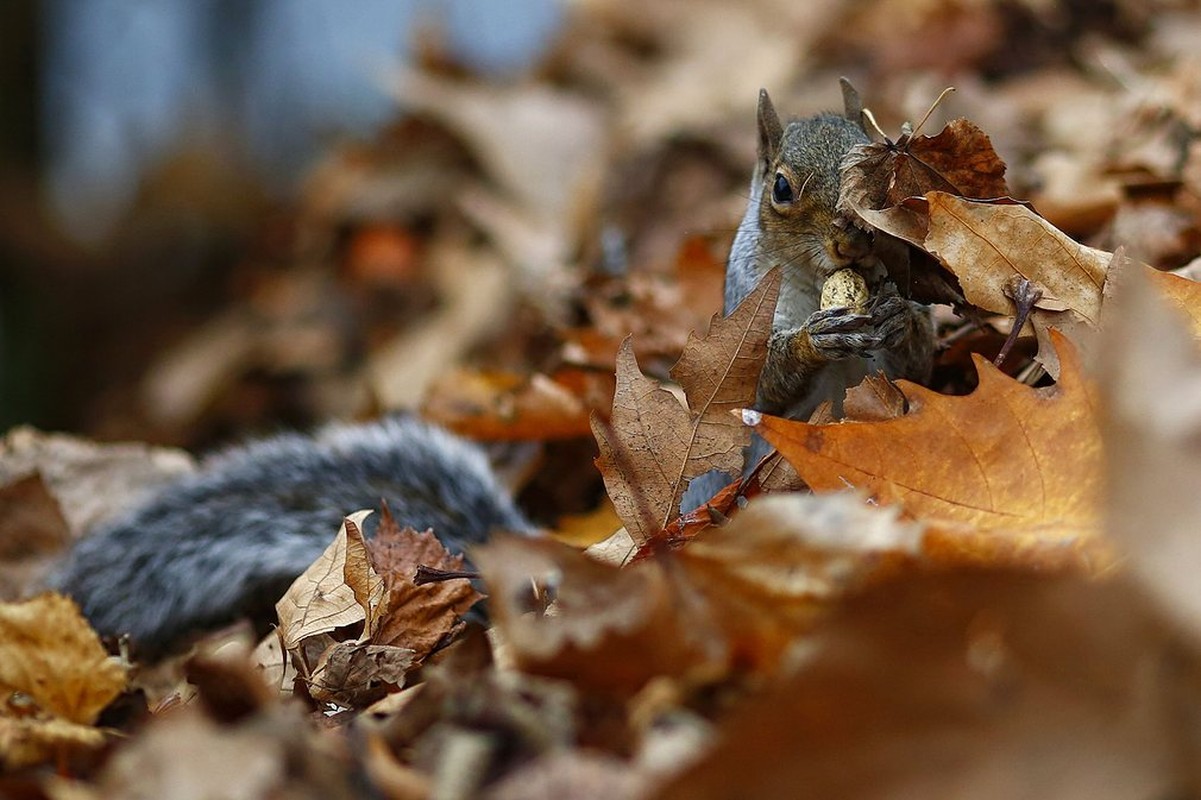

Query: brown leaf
[
  {"left": 308, "top": 641, "right": 415, "bottom": 708},
  {"left": 481, "top": 494, "right": 925, "bottom": 689},
  {"left": 670, "top": 493, "right": 924, "bottom": 671},
  {"left": 0, "top": 594, "right": 127, "bottom": 769},
  {"left": 367, "top": 513, "right": 483, "bottom": 658},
  {"left": 1147, "top": 267, "right": 1201, "bottom": 341},
  {"left": 592, "top": 268, "right": 780, "bottom": 543},
  {"left": 628, "top": 472, "right": 757, "bottom": 561},
  {"left": 747, "top": 331, "right": 1109, "bottom": 570},
  {"left": 0, "top": 594, "right": 127, "bottom": 725},
  {"left": 1102, "top": 262, "right": 1201, "bottom": 638},
  {"left": 0, "top": 426, "right": 193, "bottom": 538},
  {"left": 275, "top": 510, "right": 383, "bottom": 651},
  {"left": 657, "top": 571, "right": 1188, "bottom": 800},
  {"left": 473, "top": 535, "right": 722, "bottom": 697},
  {"left": 916, "top": 196, "right": 1201, "bottom": 375},
  {"left": 185, "top": 646, "right": 278, "bottom": 724},
  {"left": 421, "top": 368, "right": 593, "bottom": 442},
  {"left": 838, "top": 118, "right": 1009, "bottom": 259},
  {"left": 92, "top": 709, "right": 287, "bottom": 798},
  {"left": 921, "top": 192, "right": 1108, "bottom": 324},
  {"left": 0, "top": 474, "right": 71, "bottom": 600},
  {"left": 842, "top": 118, "right": 1009, "bottom": 212},
  {"left": 0, "top": 716, "right": 109, "bottom": 772},
  {"left": 841, "top": 373, "right": 909, "bottom": 421}
]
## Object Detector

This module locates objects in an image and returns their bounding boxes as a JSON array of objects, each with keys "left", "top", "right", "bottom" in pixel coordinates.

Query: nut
[{"left": 820, "top": 268, "right": 869, "bottom": 312}]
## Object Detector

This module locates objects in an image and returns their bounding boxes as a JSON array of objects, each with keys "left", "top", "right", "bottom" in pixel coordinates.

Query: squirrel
[
  {"left": 725, "top": 88, "right": 934, "bottom": 420},
  {"left": 51, "top": 417, "right": 535, "bottom": 655}
]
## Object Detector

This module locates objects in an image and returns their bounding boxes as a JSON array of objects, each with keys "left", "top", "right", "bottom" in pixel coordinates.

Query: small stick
[
  {"left": 994, "top": 276, "right": 1042, "bottom": 369},
  {"left": 414, "top": 565, "right": 480, "bottom": 585}
]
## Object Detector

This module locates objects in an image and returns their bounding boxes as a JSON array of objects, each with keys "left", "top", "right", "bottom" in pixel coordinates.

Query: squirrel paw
[
  {"left": 800, "top": 290, "right": 915, "bottom": 360},
  {"left": 867, "top": 293, "right": 914, "bottom": 351},
  {"left": 800, "top": 307, "right": 880, "bottom": 360}
]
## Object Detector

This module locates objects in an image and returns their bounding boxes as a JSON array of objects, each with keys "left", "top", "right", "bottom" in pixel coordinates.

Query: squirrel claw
[
  {"left": 803, "top": 295, "right": 913, "bottom": 359},
  {"left": 807, "top": 307, "right": 872, "bottom": 335}
]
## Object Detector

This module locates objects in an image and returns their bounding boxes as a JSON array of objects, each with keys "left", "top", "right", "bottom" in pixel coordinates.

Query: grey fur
[{"left": 51, "top": 417, "right": 533, "bottom": 653}]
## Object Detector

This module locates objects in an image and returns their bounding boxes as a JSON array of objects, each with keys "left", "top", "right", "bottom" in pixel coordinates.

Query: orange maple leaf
[{"left": 746, "top": 331, "right": 1110, "bottom": 571}]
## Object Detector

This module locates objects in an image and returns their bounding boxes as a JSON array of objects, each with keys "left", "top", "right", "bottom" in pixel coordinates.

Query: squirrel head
[{"left": 754, "top": 89, "right": 872, "bottom": 275}]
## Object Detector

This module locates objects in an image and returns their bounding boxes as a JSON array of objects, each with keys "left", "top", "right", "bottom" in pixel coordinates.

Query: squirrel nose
[{"left": 831, "top": 230, "right": 872, "bottom": 263}]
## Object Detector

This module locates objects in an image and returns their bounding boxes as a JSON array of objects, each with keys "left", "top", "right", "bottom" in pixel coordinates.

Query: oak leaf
[
  {"left": 592, "top": 269, "right": 780, "bottom": 543},
  {"left": 747, "top": 331, "right": 1110, "bottom": 570}
]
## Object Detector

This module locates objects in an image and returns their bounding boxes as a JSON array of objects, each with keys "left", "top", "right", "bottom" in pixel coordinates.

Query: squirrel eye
[{"left": 772, "top": 173, "right": 793, "bottom": 204}]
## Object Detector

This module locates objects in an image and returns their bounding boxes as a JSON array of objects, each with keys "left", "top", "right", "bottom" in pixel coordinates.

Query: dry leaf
[
  {"left": 840, "top": 373, "right": 909, "bottom": 421},
  {"left": 185, "top": 646, "right": 278, "bottom": 724},
  {"left": 747, "top": 331, "right": 1109, "bottom": 570},
  {"left": 308, "top": 641, "right": 415, "bottom": 708},
  {"left": 421, "top": 369, "right": 593, "bottom": 441},
  {"left": 837, "top": 116, "right": 1009, "bottom": 304},
  {"left": 921, "top": 192, "right": 1108, "bottom": 324},
  {"left": 0, "top": 473, "right": 71, "bottom": 599},
  {"left": 1147, "top": 267, "right": 1201, "bottom": 340},
  {"left": 0, "top": 426, "right": 193, "bottom": 537},
  {"left": 275, "top": 510, "right": 382, "bottom": 651},
  {"left": 1102, "top": 262, "right": 1201, "bottom": 639},
  {"left": 473, "top": 535, "right": 723, "bottom": 697},
  {"left": 840, "top": 118, "right": 1009, "bottom": 216},
  {"left": 657, "top": 571, "right": 1188, "bottom": 800},
  {"left": 92, "top": 709, "right": 286, "bottom": 799},
  {"left": 275, "top": 508, "right": 484, "bottom": 708},
  {"left": 0, "top": 594, "right": 127, "bottom": 769},
  {"left": 582, "top": 526, "right": 638, "bottom": 568},
  {"left": 592, "top": 268, "right": 779, "bottom": 543},
  {"left": 480, "top": 494, "right": 925, "bottom": 688},
  {"left": 367, "top": 514, "right": 483, "bottom": 657},
  {"left": 0, "top": 594, "right": 127, "bottom": 725},
  {"left": 670, "top": 493, "right": 924, "bottom": 670},
  {"left": 0, "top": 717, "right": 108, "bottom": 772}
]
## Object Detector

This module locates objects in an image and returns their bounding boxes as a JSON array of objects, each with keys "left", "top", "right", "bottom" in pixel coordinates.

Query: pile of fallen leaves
[{"left": 8, "top": 0, "right": 1201, "bottom": 797}]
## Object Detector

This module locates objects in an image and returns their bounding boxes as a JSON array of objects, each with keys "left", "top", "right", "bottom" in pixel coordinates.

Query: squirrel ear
[
  {"left": 757, "top": 89, "right": 783, "bottom": 166},
  {"left": 839, "top": 77, "right": 866, "bottom": 132}
]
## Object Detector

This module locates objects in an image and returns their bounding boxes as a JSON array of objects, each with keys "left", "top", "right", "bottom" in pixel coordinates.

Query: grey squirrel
[
  {"left": 52, "top": 417, "right": 534, "bottom": 654},
  {"left": 725, "top": 89, "right": 934, "bottom": 420}
]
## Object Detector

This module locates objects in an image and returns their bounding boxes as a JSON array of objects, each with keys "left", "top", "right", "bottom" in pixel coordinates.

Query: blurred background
[
  {"left": 0, "top": 0, "right": 565, "bottom": 439},
  {"left": 1, "top": 0, "right": 1198, "bottom": 460}
]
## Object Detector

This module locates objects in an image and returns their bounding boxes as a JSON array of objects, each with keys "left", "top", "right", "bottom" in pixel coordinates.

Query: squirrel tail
[{"left": 50, "top": 417, "right": 534, "bottom": 654}]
